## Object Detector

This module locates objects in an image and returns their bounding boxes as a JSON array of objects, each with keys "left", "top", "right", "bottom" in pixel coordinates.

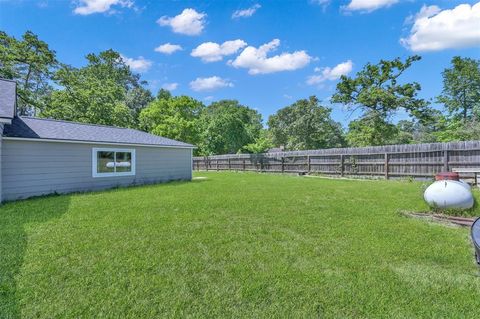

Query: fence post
[
  {"left": 216, "top": 159, "right": 219, "bottom": 171},
  {"left": 281, "top": 156, "right": 285, "bottom": 173},
  {"left": 384, "top": 153, "right": 389, "bottom": 180},
  {"left": 228, "top": 158, "right": 231, "bottom": 170},
  {"left": 443, "top": 149, "right": 449, "bottom": 171},
  {"left": 205, "top": 157, "right": 208, "bottom": 171},
  {"left": 307, "top": 155, "right": 311, "bottom": 172},
  {"left": 340, "top": 154, "right": 344, "bottom": 177},
  {"left": 243, "top": 159, "right": 246, "bottom": 171}
]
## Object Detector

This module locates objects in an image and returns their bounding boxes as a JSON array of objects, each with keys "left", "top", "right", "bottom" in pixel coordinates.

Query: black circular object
[{"left": 472, "top": 217, "right": 480, "bottom": 265}]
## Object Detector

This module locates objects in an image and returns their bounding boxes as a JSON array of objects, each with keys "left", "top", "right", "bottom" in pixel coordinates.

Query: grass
[{"left": 1, "top": 172, "right": 480, "bottom": 318}]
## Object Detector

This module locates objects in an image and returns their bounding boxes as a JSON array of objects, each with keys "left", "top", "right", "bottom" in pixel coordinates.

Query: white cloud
[
  {"left": 401, "top": 3, "right": 480, "bottom": 52},
  {"left": 232, "top": 4, "right": 261, "bottom": 19},
  {"left": 311, "top": 0, "right": 331, "bottom": 9},
  {"left": 161, "top": 82, "right": 178, "bottom": 91},
  {"left": 189, "top": 76, "right": 233, "bottom": 92},
  {"left": 191, "top": 40, "right": 247, "bottom": 62},
  {"left": 157, "top": 8, "right": 206, "bottom": 36},
  {"left": 229, "top": 39, "right": 312, "bottom": 75},
  {"left": 404, "top": 4, "right": 440, "bottom": 25},
  {"left": 343, "top": 0, "right": 398, "bottom": 12},
  {"left": 73, "top": 0, "right": 133, "bottom": 15},
  {"left": 306, "top": 60, "right": 353, "bottom": 85},
  {"left": 154, "top": 43, "right": 183, "bottom": 55},
  {"left": 121, "top": 55, "right": 152, "bottom": 72}
]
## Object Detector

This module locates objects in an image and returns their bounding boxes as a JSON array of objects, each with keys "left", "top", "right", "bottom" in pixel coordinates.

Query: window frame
[{"left": 92, "top": 147, "right": 136, "bottom": 178}]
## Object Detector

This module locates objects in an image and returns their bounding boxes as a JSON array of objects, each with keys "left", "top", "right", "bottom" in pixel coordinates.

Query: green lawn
[{"left": 1, "top": 172, "right": 480, "bottom": 318}]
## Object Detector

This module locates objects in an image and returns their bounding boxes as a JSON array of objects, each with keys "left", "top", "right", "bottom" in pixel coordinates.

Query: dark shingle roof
[
  {"left": 0, "top": 79, "right": 16, "bottom": 119},
  {"left": 3, "top": 117, "right": 194, "bottom": 148}
]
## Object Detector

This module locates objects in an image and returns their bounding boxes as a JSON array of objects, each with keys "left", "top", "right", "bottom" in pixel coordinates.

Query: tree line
[{"left": 1, "top": 31, "right": 479, "bottom": 155}]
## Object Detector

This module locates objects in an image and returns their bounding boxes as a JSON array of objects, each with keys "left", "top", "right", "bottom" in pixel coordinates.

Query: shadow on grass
[{"left": 0, "top": 195, "right": 71, "bottom": 318}]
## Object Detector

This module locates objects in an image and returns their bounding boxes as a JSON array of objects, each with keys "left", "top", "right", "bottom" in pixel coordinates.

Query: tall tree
[
  {"left": 125, "top": 82, "right": 154, "bottom": 121},
  {"left": 332, "top": 56, "right": 430, "bottom": 146},
  {"left": 437, "top": 56, "right": 480, "bottom": 121},
  {"left": 267, "top": 96, "right": 345, "bottom": 150},
  {"left": 331, "top": 56, "right": 430, "bottom": 122},
  {"left": 139, "top": 92, "right": 204, "bottom": 147},
  {"left": 0, "top": 31, "right": 58, "bottom": 115},
  {"left": 42, "top": 50, "right": 149, "bottom": 127},
  {"left": 198, "top": 100, "right": 263, "bottom": 155}
]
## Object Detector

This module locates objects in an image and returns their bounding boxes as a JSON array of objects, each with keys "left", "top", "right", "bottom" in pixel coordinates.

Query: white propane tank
[
  {"left": 424, "top": 180, "right": 474, "bottom": 209},
  {"left": 458, "top": 179, "right": 472, "bottom": 190}
]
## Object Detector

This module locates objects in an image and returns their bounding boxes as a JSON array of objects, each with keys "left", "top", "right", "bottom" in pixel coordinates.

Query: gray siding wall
[{"left": 2, "top": 140, "right": 192, "bottom": 201}]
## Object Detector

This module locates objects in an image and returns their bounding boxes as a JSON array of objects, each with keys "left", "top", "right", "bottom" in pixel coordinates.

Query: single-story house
[{"left": 0, "top": 79, "right": 194, "bottom": 202}]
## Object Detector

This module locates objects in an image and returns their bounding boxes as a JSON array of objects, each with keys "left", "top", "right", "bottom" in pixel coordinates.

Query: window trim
[{"left": 92, "top": 148, "right": 136, "bottom": 178}]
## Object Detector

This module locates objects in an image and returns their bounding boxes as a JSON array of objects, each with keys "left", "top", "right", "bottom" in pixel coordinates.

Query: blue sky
[{"left": 1, "top": 0, "right": 479, "bottom": 126}]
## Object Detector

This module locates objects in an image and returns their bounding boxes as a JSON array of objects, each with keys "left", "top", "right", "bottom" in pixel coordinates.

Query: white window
[{"left": 92, "top": 148, "right": 136, "bottom": 178}]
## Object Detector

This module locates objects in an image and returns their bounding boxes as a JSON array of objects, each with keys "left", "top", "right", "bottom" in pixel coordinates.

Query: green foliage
[
  {"left": 42, "top": 50, "right": 148, "bottom": 127},
  {"left": 346, "top": 111, "right": 398, "bottom": 147},
  {"left": 198, "top": 100, "right": 263, "bottom": 155},
  {"left": 139, "top": 92, "right": 204, "bottom": 147},
  {"left": 156, "top": 88, "right": 172, "bottom": 100},
  {"left": 393, "top": 120, "right": 416, "bottom": 144},
  {"left": 432, "top": 57, "right": 480, "bottom": 143},
  {"left": 435, "top": 117, "right": 480, "bottom": 142},
  {"left": 390, "top": 110, "right": 445, "bottom": 145},
  {"left": 333, "top": 56, "right": 437, "bottom": 147},
  {"left": 0, "top": 30, "right": 58, "bottom": 115},
  {"left": 437, "top": 56, "right": 480, "bottom": 121},
  {"left": 268, "top": 96, "right": 345, "bottom": 150},
  {"left": 241, "top": 129, "right": 274, "bottom": 154},
  {"left": 125, "top": 83, "right": 154, "bottom": 121},
  {"left": 332, "top": 55, "right": 430, "bottom": 122}
]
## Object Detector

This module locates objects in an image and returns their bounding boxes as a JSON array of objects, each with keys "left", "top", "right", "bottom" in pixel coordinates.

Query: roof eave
[{"left": 2, "top": 136, "right": 196, "bottom": 149}]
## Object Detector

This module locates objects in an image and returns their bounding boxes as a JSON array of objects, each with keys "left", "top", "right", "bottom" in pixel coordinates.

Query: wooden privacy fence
[{"left": 193, "top": 141, "right": 480, "bottom": 180}]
